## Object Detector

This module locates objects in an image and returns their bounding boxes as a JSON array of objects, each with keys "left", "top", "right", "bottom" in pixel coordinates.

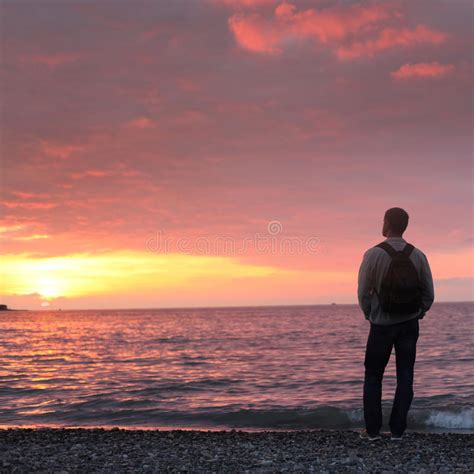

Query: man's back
[
  {"left": 358, "top": 236, "right": 434, "bottom": 326},
  {"left": 358, "top": 207, "right": 435, "bottom": 440}
]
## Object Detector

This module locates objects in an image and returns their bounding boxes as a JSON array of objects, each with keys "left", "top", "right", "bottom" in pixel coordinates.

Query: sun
[{"left": 36, "top": 276, "right": 63, "bottom": 300}]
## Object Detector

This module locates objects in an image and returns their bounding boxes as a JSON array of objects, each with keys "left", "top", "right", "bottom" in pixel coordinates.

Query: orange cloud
[
  {"left": 11, "top": 234, "right": 50, "bottom": 241},
  {"left": 391, "top": 62, "right": 455, "bottom": 80},
  {"left": 0, "top": 224, "right": 26, "bottom": 234},
  {"left": 228, "top": 2, "right": 447, "bottom": 59},
  {"left": 11, "top": 191, "right": 49, "bottom": 200},
  {"left": 337, "top": 25, "right": 448, "bottom": 59},
  {"left": 1, "top": 201, "right": 56, "bottom": 210}
]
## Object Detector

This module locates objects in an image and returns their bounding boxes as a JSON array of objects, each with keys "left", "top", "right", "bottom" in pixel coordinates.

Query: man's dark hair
[{"left": 384, "top": 207, "right": 409, "bottom": 234}]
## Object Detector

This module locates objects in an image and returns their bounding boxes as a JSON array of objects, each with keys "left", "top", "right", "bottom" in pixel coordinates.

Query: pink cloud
[
  {"left": 337, "top": 25, "right": 448, "bottom": 59},
  {"left": 126, "top": 117, "right": 156, "bottom": 129},
  {"left": 228, "top": 2, "right": 395, "bottom": 54},
  {"left": 70, "top": 169, "right": 113, "bottom": 179},
  {"left": 41, "top": 140, "right": 85, "bottom": 159},
  {"left": 174, "top": 110, "right": 208, "bottom": 125},
  {"left": 294, "top": 108, "right": 346, "bottom": 140},
  {"left": 1, "top": 0, "right": 472, "bottom": 305},
  {"left": 228, "top": 12, "right": 282, "bottom": 54},
  {"left": 176, "top": 78, "right": 202, "bottom": 94},
  {"left": 274, "top": 2, "right": 295, "bottom": 18},
  {"left": 119, "top": 169, "right": 143, "bottom": 178},
  {"left": 213, "top": 0, "right": 277, "bottom": 7},
  {"left": 20, "top": 52, "right": 83, "bottom": 67},
  {"left": 282, "top": 2, "right": 396, "bottom": 43},
  {"left": 391, "top": 62, "right": 455, "bottom": 80},
  {"left": 228, "top": 2, "right": 447, "bottom": 59}
]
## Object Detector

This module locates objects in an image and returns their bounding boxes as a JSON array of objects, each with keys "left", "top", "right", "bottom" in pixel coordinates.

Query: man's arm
[
  {"left": 419, "top": 252, "right": 435, "bottom": 318},
  {"left": 358, "top": 250, "right": 374, "bottom": 320}
]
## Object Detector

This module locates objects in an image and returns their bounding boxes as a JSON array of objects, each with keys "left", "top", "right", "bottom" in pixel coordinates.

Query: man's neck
[{"left": 386, "top": 234, "right": 404, "bottom": 239}]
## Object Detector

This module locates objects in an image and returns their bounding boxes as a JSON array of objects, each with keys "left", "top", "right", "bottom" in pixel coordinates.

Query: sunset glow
[
  {"left": 3, "top": 252, "right": 287, "bottom": 303},
  {"left": 1, "top": 0, "right": 472, "bottom": 309}
]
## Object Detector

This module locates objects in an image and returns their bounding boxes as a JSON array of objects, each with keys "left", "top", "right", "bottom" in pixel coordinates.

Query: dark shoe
[
  {"left": 390, "top": 432, "right": 403, "bottom": 441},
  {"left": 359, "top": 429, "right": 382, "bottom": 441}
]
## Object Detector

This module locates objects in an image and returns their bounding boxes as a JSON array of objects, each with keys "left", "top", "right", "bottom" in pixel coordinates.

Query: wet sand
[{"left": 0, "top": 428, "right": 472, "bottom": 472}]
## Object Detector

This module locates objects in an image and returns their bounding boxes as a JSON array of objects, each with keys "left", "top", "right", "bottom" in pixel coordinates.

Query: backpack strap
[
  {"left": 375, "top": 241, "right": 397, "bottom": 258},
  {"left": 376, "top": 241, "right": 415, "bottom": 258},
  {"left": 402, "top": 243, "right": 415, "bottom": 256}
]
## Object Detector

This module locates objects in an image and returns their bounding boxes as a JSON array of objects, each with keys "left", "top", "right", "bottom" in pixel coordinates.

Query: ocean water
[{"left": 0, "top": 303, "right": 472, "bottom": 432}]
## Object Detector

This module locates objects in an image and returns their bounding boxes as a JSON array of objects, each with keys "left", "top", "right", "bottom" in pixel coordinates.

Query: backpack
[{"left": 375, "top": 242, "right": 422, "bottom": 315}]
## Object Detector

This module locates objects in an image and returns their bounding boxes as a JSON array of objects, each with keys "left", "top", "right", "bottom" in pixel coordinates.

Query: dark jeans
[{"left": 363, "top": 317, "right": 419, "bottom": 436}]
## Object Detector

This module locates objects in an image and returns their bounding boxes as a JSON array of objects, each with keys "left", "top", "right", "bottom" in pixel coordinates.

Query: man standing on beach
[{"left": 357, "top": 207, "right": 434, "bottom": 440}]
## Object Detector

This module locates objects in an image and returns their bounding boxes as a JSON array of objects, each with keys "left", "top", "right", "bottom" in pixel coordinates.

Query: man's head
[{"left": 382, "top": 207, "right": 409, "bottom": 237}]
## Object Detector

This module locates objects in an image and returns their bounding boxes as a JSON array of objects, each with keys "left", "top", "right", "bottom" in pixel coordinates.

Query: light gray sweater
[{"left": 357, "top": 237, "right": 435, "bottom": 326}]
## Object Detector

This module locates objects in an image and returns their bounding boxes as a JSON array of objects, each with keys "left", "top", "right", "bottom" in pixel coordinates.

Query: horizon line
[{"left": 4, "top": 300, "right": 473, "bottom": 312}]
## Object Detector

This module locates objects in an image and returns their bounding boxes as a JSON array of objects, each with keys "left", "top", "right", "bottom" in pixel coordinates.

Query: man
[{"left": 357, "top": 207, "right": 434, "bottom": 441}]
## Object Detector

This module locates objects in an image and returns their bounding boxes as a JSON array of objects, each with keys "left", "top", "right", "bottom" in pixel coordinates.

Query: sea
[{"left": 0, "top": 302, "right": 472, "bottom": 432}]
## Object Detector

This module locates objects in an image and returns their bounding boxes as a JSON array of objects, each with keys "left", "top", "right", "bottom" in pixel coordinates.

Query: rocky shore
[{"left": 0, "top": 428, "right": 472, "bottom": 473}]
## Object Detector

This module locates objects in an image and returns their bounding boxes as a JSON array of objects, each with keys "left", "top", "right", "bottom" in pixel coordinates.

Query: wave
[
  {"left": 2, "top": 404, "right": 472, "bottom": 432},
  {"left": 425, "top": 407, "right": 474, "bottom": 430},
  {"left": 206, "top": 406, "right": 474, "bottom": 432}
]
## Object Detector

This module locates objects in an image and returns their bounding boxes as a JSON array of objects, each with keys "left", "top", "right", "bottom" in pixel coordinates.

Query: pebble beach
[{"left": 0, "top": 428, "right": 472, "bottom": 473}]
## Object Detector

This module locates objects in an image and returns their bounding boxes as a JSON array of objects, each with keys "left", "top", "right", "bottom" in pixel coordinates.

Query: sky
[{"left": 1, "top": 0, "right": 473, "bottom": 310}]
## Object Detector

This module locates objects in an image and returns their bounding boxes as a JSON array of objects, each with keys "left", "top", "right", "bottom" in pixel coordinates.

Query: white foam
[
  {"left": 425, "top": 408, "right": 474, "bottom": 430},
  {"left": 347, "top": 409, "right": 363, "bottom": 422}
]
